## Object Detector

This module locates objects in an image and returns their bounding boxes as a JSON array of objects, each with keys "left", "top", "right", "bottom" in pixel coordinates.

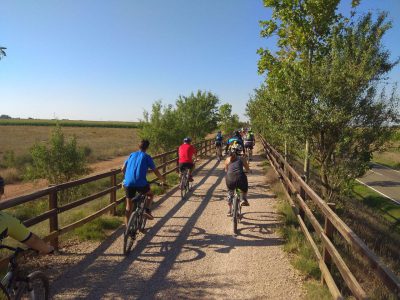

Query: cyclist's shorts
[
  {"left": 215, "top": 141, "right": 222, "bottom": 147},
  {"left": 225, "top": 173, "right": 248, "bottom": 193},
  {"left": 179, "top": 162, "right": 194, "bottom": 173},
  {"left": 0, "top": 212, "right": 32, "bottom": 243},
  {"left": 244, "top": 141, "right": 254, "bottom": 149},
  {"left": 124, "top": 184, "right": 150, "bottom": 200}
]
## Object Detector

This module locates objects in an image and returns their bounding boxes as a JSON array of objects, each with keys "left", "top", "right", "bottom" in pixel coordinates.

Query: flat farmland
[{"left": 0, "top": 125, "right": 139, "bottom": 161}]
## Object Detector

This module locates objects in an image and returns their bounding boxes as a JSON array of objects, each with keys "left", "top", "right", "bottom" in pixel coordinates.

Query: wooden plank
[
  {"left": 23, "top": 208, "right": 57, "bottom": 227},
  {"left": 58, "top": 186, "right": 115, "bottom": 213},
  {"left": 56, "top": 169, "right": 120, "bottom": 190},
  {"left": 0, "top": 188, "right": 52, "bottom": 210}
]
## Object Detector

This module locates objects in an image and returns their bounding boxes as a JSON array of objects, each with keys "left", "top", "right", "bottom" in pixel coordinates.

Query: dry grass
[{"left": 0, "top": 125, "right": 139, "bottom": 162}]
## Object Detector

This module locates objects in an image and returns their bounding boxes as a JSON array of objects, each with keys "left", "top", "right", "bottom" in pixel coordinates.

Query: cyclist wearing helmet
[
  {"left": 0, "top": 177, "right": 54, "bottom": 254},
  {"left": 178, "top": 137, "right": 197, "bottom": 183},
  {"left": 225, "top": 130, "right": 245, "bottom": 155},
  {"left": 244, "top": 130, "right": 255, "bottom": 156},
  {"left": 122, "top": 140, "right": 165, "bottom": 223},
  {"left": 215, "top": 131, "right": 223, "bottom": 158},
  {"left": 224, "top": 143, "right": 250, "bottom": 215}
]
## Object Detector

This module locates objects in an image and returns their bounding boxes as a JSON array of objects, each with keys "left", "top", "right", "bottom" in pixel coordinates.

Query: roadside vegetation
[
  {"left": 249, "top": 1, "right": 400, "bottom": 298},
  {"left": 372, "top": 129, "right": 400, "bottom": 170}
]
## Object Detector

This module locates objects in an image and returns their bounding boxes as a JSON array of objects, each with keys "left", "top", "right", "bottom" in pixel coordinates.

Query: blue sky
[{"left": 0, "top": 0, "right": 399, "bottom": 121}]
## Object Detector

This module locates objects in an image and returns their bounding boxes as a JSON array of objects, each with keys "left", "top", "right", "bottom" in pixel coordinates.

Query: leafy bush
[{"left": 25, "top": 125, "right": 88, "bottom": 184}]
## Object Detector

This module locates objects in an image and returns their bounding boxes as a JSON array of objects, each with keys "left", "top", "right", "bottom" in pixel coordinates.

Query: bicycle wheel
[
  {"left": 123, "top": 211, "right": 139, "bottom": 255},
  {"left": 15, "top": 271, "right": 49, "bottom": 300},
  {"left": 232, "top": 195, "right": 239, "bottom": 235},
  {"left": 180, "top": 173, "right": 187, "bottom": 200}
]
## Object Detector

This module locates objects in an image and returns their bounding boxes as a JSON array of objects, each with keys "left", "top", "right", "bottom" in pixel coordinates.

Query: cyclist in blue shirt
[
  {"left": 122, "top": 140, "right": 165, "bottom": 224},
  {"left": 215, "top": 131, "right": 223, "bottom": 159}
]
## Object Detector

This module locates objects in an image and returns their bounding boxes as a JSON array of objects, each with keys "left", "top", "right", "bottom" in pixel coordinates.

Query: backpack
[{"left": 216, "top": 133, "right": 222, "bottom": 141}]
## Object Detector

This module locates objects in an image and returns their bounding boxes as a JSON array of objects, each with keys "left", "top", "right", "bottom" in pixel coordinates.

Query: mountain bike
[
  {"left": 0, "top": 245, "right": 49, "bottom": 300},
  {"left": 180, "top": 168, "right": 192, "bottom": 200},
  {"left": 123, "top": 182, "right": 165, "bottom": 255},
  {"left": 228, "top": 188, "right": 242, "bottom": 235}
]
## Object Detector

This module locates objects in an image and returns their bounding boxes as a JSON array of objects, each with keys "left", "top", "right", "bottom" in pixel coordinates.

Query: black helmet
[{"left": 183, "top": 137, "right": 192, "bottom": 143}]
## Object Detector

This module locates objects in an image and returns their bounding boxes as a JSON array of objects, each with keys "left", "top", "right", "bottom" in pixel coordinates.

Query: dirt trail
[
  {"left": 46, "top": 146, "right": 304, "bottom": 299},
  {"left": 4, "top": 156, "right": 127, "bottom": 199}
]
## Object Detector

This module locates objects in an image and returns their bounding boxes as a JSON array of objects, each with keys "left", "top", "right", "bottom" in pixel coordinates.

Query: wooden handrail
[
  {"left": 1, "top": 138, "right": 213, "bottom": 251},
  {"left": 260, "top": 135, "right": 400, "bottom": 298}
]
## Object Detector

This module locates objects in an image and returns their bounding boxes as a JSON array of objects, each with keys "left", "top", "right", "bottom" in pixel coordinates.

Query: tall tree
[
  {"left": 219, "top": 103, "right": 240, "bottom": 134},
  {"left": 250, "top": 1, "right": 399, "bottom": 200}
]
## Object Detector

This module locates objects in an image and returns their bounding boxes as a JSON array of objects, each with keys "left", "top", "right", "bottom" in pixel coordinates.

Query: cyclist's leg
[
  {"left": 124, "top": 186, "right": 137, "bottom": 225},
  {"left": 239, "top": 174, "right": 249, "bottom": 206},
  {"left": 225, "top": 176, "right": 236, "bottom": 215},
  {"left": 137, "top": 185, "right": 154, "bottom": 220}
]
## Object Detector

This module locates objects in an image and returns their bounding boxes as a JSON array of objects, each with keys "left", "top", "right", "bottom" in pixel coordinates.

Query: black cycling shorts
[
  {"left": 179, "top": 162, "right": 194, "bottom": 173},
  {"left": 215, "top": 141, "right": 222, "bottom": 147},
  {"left": 225, "top": 173, "right": 248, "bottom": 193},
  {"left": 244, "top": 142, "right": 254, "bottom": 150},
  {"left": 124, "top": 184, "right": 150, "bottom": 200}
]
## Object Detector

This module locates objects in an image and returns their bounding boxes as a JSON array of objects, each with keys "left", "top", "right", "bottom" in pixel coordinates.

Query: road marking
[
  {"left": 372, "top": 162, "right": 400, "bottom": 174},
  {"left": 370, "top": 170, "right": 383, "bottom": 176},
  {"left": 356, "top": 179, "right": 400, "bottom": 205}
]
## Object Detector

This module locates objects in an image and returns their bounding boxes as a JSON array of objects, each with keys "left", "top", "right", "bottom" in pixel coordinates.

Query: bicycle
[
  {"left": 215, "top": 142, "right": 223, "bottom": 162},
  {"left": 180, "top": 168, "right": 192, "bottom": 200},
  {"left": 123, "top": 182, "right": 165, "bottom": 255},
  {"left": 0, "top": 244, "right": 49, "bottom": 300},
  {"left": 228, "top": 188, "right": 242, "bottom": 235}
]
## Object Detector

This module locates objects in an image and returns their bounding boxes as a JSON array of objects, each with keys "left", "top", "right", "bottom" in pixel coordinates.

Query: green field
[{"left": 0, "top": 118, "right": 139, "bottom": 128}]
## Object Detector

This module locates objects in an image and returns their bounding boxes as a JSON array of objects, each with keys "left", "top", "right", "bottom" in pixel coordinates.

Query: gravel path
[{"left": 49, "top": 147, "right": 304, "bottom": 299}]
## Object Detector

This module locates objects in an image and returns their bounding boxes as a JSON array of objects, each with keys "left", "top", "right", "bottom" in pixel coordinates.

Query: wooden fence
[
  {"left": 0, "top": 139, "right": 214, "bottom": 250},
  {"left": 260, "top": 136, "right": 400, "bottom": 299}
]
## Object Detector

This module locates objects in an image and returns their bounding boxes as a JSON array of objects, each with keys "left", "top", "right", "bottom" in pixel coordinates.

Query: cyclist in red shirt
[{"left": 178, "top": 137, "right": 197, "bottom": 183}]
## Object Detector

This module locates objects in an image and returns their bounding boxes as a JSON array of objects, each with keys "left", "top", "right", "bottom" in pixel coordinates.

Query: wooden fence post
[
  {"left": 110, "top": 171, "right": 117, "bottom": 216},
  {"left": 322, "top": 203, "right": 336, "bottom": 284},
  {"left": 288, "top": 172, "right": 293, "bottom": 197},
  {"left": 49, "top": 186, "right": 59, "bottom": 249},
  {"left": 205, "top": 140, "right": 208, "bottom": 156},
  {"left": 162, "top": 154, "right": 167, "bottom": 174}
]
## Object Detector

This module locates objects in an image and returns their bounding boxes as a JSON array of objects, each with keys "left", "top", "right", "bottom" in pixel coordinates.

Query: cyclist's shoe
[
  {"left": 241, "top": 200, "right": 250, "bottom": 207},
  {"left": 189, "top": 175, "right": 194, "bottom": 182},
  {"left": 144, "top": 208, "right": 154, "bottom": 220}
]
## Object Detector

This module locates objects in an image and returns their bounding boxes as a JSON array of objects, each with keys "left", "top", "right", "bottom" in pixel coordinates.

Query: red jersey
[{"left": 179, "top": 143, "right": 196, "bottom": 163}]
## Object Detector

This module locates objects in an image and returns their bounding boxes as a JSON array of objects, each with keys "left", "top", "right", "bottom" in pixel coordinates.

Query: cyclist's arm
[
  {"left": 224, "top": 157, "right": 230, "bottom": 172},
  {"left": 153, "top": 168, "right": 165, "bottom": 183},
  {"left": 24, "top": 233, "right": 54, "bottom": 255},
  {"left": 121, "top": 162, "right": 127, "bottom": 175},
  {"left": 242, "top": 157, "right": 250, "bottom": 173}
]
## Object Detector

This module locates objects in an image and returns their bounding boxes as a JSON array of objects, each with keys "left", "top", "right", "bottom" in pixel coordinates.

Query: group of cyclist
[{"left": 0, "top": 128, "right": 255, "bottom": 257}]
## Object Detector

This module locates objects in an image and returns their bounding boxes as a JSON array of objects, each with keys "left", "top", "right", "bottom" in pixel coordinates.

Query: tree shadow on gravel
[{"left": 50, "top": 157, "right": 215, "bottom": 298}]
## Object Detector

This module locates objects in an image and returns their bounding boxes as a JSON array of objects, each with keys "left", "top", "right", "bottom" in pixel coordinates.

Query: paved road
[
  {"left": 49, "top": 147, "right": 303, "bottom": 299},
  {"left": 357, "top": 163, "right": 400, "bottom": 204}
]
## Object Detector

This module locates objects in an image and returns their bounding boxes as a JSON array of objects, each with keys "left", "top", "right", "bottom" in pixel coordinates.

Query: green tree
[
  {"left": 250, "top": 1, "right": 399, "bottom": 200},
  {"left": 175, "top": 90, "right": 220, "bottom": 141},
  {"left": 219, "top": 103, "right": 240, "bottom": 134},
  {"left": 26, "top": 125, "right": 88, "bottom": 184},
  {"left": 140, "top": 101, "right": 184, "bottom": 152}
]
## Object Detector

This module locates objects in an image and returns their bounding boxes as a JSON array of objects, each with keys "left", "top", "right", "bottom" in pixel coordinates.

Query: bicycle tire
[
  {"left": 123, "top": 211, "right": 139, "bottom": 255},
  {"left": 232, "top": 195, "right": 238, "bottom": 235},
  {"left": 15, "top": 271, "right": 49, "bottom": 300},
  {"left": 180, "top": 173, "right": 187, "bottom": 200}
]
